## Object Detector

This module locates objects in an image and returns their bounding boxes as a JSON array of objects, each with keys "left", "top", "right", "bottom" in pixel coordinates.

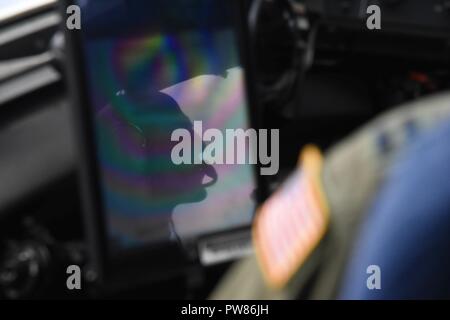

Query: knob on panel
[{"left": 0, "top": 241, "right": 51, "bottom": 299}]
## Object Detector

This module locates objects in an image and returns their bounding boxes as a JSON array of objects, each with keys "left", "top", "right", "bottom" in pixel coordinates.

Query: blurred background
[{"left": 0, "top": 0, "right": 450, "bottom": 299}]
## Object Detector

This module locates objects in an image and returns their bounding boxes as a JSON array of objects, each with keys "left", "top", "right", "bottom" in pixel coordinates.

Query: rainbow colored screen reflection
[{"left": 78, "top": 0, "right": 256, "bottom": 250}]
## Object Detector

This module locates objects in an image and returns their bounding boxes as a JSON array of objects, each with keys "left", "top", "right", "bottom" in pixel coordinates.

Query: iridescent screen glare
[{"left": 78, "top": 0, "right": 256, "bottom": 250}]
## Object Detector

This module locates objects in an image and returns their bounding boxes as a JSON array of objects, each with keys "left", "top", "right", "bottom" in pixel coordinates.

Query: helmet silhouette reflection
[{"left": 96, "top": 89, "right": 218, "bottom": 246}]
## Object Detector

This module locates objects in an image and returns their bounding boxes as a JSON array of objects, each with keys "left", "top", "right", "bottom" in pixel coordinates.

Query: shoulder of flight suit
[
  {"left": 210, "top": 92, "right": 450, "bottom": 300},
  {"left": 339, "top": 117, "right": 450, "bottom": 299}
]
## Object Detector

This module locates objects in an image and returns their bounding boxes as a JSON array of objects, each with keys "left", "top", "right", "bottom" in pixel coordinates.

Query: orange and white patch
[{"left": 253, "top": 145, "right": 330, "bottom": 289}]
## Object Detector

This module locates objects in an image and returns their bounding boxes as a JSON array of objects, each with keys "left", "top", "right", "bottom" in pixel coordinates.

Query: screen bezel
[{"left": 62, "top": 0, "right": 268, "bottom": 291}]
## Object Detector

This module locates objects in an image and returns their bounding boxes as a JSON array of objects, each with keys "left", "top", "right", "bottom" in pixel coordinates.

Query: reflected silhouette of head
[{"left": 96, "top": 88, "right": 217, "bottom": 239}]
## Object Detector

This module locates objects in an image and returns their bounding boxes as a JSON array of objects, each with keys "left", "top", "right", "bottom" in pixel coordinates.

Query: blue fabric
[{"left": 339, "top": 119, "right": 450, "bottom": 299}]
